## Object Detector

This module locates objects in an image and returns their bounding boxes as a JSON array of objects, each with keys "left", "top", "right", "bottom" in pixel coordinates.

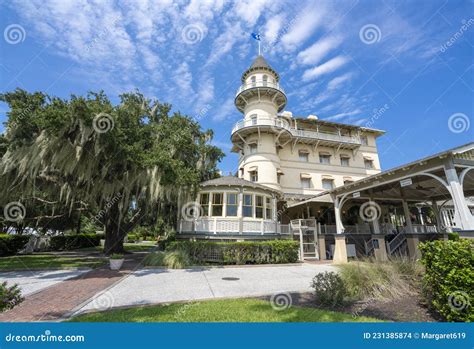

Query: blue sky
[{"left": 0, "top": 0, "right": 473, "bottom": 174}]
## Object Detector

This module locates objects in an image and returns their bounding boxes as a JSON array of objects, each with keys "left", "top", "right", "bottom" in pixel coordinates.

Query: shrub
[
  {"left": 448, "top": 232, "right": 460, "bottom": 241},
  {"left": 109, "top": 254, "right": 124, "bottom": 260},
  {"left": 143, "top": 251, "right": 190, "bottom": 269},
  {"left": 339, "top": 259, "right": 418, "bottom": 301},
  {"left": 167, "top": 240, "right": 299, "bottom": 265},
  {"left": 0, "top": 281, "right": 24, "bottom": 312},
  {"left": 49, "top": 233, "right": 100, "bottom": 251},
  {"left": 143, "top": 252, "right": 166, "bottom": 266},
  {"left": 311, "top": 271, "right": 347, "bottom": 306},
  {"left": 127, "top": 233, "right": 138, "bottom": 243},
  {"left": 419, "top": 239, "right": 474, "bottom": 322},
  {"left": 163, "top": 250, "right": 191, "bottom": 269},
  {"left": 0, "top": 234, "right": 30, "bottom": 256}
]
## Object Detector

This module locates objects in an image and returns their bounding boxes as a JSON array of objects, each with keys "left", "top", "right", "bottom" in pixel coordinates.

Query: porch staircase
[
  {"left": 386, "top": 231, "right": 408, "bottom": 256},
  {"left": 364, "top": 231, "right": 408, "bottom": 257}
]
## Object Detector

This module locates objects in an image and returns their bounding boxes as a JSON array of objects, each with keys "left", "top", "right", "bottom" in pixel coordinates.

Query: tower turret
[
  {"left": 234, "top": 55, "right": 287, "bottom": 116},
  {"left": 231, "top": 56, "right": 289, "bottom": 191}
]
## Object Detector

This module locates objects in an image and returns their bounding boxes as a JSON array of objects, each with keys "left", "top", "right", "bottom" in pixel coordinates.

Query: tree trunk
[{"left": 103, "top": 200, "right": 126, "bottom": 255}]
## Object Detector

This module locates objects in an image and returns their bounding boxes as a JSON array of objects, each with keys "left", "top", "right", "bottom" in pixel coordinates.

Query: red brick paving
[{"left": 0, "top": 254, "right": 145, "bottom": 322}]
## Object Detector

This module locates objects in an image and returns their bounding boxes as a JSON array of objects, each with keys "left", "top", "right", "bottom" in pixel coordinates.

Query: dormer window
[
  {"left": 364, "top": 158, "right": 374, "bottom": 169},
  {"left": 340, "top": 155, "right": 350, "bottom": 167},
  {"left": 319, "top": 153, "right": 331, "bottom": 164},
  {"left": 299, "top": 150, "right": 309, "bottom": 162},
  {"left": 249, "top": 167, "right": 258, "bottom": 182},
  {"left": 249, "top": 142, "right": 257, "bottom": 154}
]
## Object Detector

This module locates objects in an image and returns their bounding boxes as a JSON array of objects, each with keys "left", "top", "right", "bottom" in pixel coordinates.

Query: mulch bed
[{"left": 260, "top": 292, "right": 441, "bottom": 322}]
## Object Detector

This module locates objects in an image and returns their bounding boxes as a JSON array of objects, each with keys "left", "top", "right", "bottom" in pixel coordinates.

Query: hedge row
[
  {"left": 49, "top": 233, "right": 101, "bottom": 251},
  {"left": 0, "top": 234, "right": 30, "bottom": 256},
  {"left": 167, "top": 240, "right": 299, "bottom": 265},
  {"left": 419, "top": 239, "right": 474, "bottom": 322}
]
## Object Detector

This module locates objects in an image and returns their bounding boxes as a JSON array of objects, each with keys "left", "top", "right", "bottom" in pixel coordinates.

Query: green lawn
[
  {"left": 69, "top": 298, "right": 381, "bottom": 322},
  {"left": 0, "top": 254, "right": 106, "bottom": 270}
]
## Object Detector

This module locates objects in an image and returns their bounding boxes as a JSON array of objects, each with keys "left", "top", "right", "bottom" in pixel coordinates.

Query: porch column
[
  {"left": 318, "top": 234, "right": 326, "bottom": 260},
  {"left": 371, "top": 234, "right": 388, "bottom": 261},
  {"left": 238, "top": 190, "right": 243, "bottom": 234},
  {"left": 405, "top": 234, "right": 421, "bottom": 259},
  {"left": 402, "top": 199, "right": 413, "bottom": 234},
  {"left": 332, "top": 195, "right": 347, "bottom": 263},
  {"left": 431, "top": 200, "right": 443, "bottom": 233},
  {"left": 444, "top": 160, "right": 474, "bottom": 230}
]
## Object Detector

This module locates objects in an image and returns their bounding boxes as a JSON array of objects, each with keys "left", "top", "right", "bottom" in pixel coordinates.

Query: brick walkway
[{"left": 0, "top": 254, "right": 145, "bottom": 322}]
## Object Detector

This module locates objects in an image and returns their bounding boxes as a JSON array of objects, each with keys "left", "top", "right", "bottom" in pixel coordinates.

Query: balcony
[
  {"left": 235, "top": 80, "right": 286, "bottom": 96},
  {"left": 234, "top": 80, "right": 287, "bottom": 113},
  {"left": 231, "top": 115, "right": 362, "bottom": 149}
]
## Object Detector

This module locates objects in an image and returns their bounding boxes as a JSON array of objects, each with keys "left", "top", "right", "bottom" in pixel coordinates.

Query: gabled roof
[{"left": 200, "top": 176, "right": 280, "bottom": 194}]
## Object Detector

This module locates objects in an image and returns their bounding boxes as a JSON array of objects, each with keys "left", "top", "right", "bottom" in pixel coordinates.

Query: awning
[
  {"left": 322, "top": 175, "right": 334, "bottom": 180},
  {"left": 300, "top": 173, "right": 312, "bottom": 179},
  {"left": 248, "top": 166, "right": 258, "bottom": 172},
  {"left": 343, "top": 176, "right": 353, "bottom": 180},
  {"left": 319, "top": 151, "right": 331, "bottom": 156},
  {"left": 363, "top": 156, "right": 373, "bottom": 160},
  {"left": 277, "top": 169, "right": 284, "bottom": 175},
  {"left": 298, "top": 149, "right": 310, "bottom": 154},
  {"left": 340, "top": 154, "right": 351, "bottom": 158}
]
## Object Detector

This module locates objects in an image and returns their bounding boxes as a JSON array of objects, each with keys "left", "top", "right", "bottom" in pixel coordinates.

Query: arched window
[
  {"left": 251, "top": 76, "right": 256, "bottom": 87},
  {"left": 262, "top": 75, "right": 268, "bottom": 86}
]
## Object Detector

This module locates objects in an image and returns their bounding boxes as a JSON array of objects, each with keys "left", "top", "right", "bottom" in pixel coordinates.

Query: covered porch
[{"left": 289, "top": 143, "right": 474, "bottom": 262}]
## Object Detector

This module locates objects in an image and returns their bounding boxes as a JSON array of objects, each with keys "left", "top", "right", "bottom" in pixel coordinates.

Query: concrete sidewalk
[
  {"left": 0, "top": 269, "right": 90, "bottom": 296},
  {"left": 75, "top": 263, "right": 336, "bottom": 314}
]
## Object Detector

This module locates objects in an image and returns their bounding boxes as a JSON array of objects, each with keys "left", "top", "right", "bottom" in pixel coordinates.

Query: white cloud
[
  {"left": 325, "top": 109, "right": 361, "bottom": 121},
  {"left": 264, "top": 14, "right": 283, "bottom": 44},
  {"left": 302, "top": 56, "right": 349, "bottom": 81},
  {"left": 297, "top": 35, "right": 342, "bottom": 66},
  {"left": 327, "top": 72, "right": 353, "bottom": 90},
  {"left": 280, "top": 4, "right": 326, "bottom": 51}
]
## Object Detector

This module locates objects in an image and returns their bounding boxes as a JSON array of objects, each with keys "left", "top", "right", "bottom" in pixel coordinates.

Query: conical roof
[{"left": 241, "top": 55, "right": 279, "bottom": 82}]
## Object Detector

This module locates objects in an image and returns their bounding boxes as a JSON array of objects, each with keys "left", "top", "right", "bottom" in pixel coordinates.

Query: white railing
[
  {"left": 231, "top": 115, "right": 361, "bottom": 145},
  {"left": 412, "top": 224, "right": 438, "bottom": 233},
  {"left": 232, "top": 116, "right": 290, "bottom": 134},
  {"left": 179, "top": 218, "right": 277, "bottom": 235},
  {"left": 236, "top": 80, "right": 285, "bottom": 96}
]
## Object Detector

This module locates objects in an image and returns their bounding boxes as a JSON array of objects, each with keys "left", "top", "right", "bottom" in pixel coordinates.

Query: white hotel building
[{"left": 179, "top": 55, "right": 474, "bottom": 263}]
